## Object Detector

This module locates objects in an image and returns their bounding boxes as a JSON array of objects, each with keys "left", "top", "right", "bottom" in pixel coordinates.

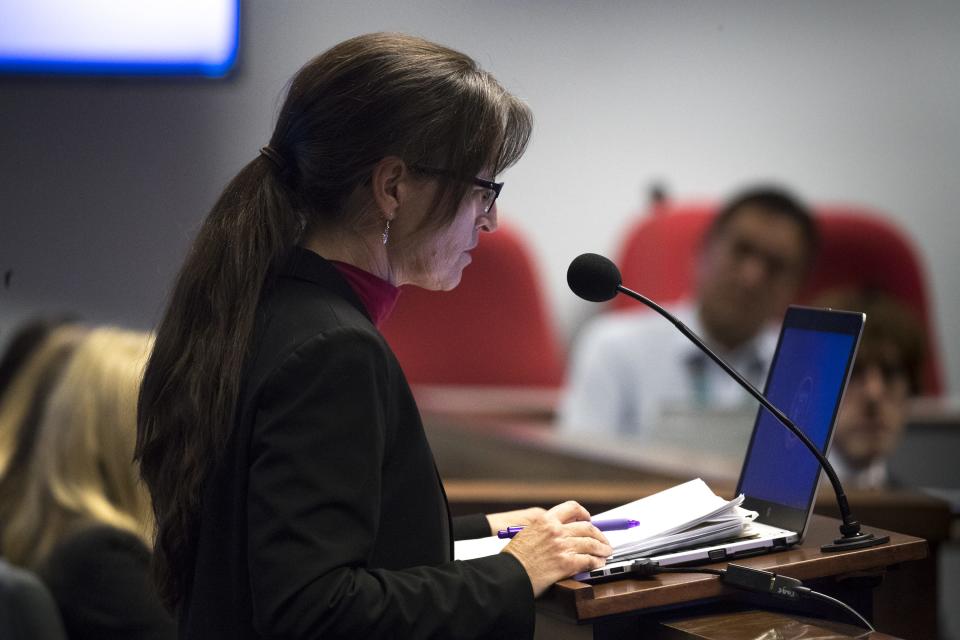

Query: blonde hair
[
  {"left": 0, "top": 325, "right": 87, "bottom": 477},
  {"left": 1, "top": 327, "right": 155, "bottom": 569}
]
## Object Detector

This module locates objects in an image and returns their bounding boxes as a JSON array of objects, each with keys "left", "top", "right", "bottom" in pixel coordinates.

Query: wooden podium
[
  {"left": 415, "top": 388, "right": 947, "bottom": 638},
  {"left": 534, "top": 516, "right": 929, "bottom": 639}
]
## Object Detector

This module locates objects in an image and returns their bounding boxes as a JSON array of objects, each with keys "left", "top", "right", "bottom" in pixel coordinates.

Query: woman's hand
[{"left": 500, "top": 501, "right": 612, "bottom": 597}]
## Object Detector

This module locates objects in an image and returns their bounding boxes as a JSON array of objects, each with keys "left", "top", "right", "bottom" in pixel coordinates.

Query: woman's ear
[{"left": 370, "top": 156, "right": 406, "bottom": 219}]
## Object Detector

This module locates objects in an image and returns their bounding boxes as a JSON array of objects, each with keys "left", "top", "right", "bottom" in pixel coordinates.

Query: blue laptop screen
[{"left": 738, "top": 327, "right": 855, "bottom": 510}]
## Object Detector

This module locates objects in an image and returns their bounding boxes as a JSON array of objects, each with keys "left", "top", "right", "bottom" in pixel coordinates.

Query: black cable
[
  {"left": 627, "top": 560, "right": 875, "bottom": 632},
  {"left": 795, "top": 587, "right": 875, "bottom": 633},
  {"left": 645, "top": 566, "right": 724, "bottom": 576},
  {"left": 628, "top": 559, "right": 723, "bottom": 577}
]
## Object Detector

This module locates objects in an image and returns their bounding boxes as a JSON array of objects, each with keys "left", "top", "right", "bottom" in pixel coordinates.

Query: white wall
[{"left": 2, "top": 0, "right": 958, "bottom": 392}]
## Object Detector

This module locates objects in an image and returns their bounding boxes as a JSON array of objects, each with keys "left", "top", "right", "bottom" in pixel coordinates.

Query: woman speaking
[{"left": 135, "top": 32, "right": 611, "bottom": 639}]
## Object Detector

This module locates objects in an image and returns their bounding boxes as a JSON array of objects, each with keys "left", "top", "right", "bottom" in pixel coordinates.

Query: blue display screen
[
  {"left": 738, "top": 327, "right": 856, "bottom": 510},
  {"left": 0, "top": 1, "right": 239, "bottom": 77}
]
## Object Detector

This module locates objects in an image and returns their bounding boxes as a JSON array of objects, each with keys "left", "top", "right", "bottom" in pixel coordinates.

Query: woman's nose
[
  {"left": 862, "top": 366, "right": 887, "bottom": 398},
  {"left": 478, "top": 205, "right": 498, "bottom": 232}
]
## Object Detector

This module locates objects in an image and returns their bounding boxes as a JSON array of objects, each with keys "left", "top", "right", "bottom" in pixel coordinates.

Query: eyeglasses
[{"left": 412, "top": 166, "right": 503, "bottom": 213}]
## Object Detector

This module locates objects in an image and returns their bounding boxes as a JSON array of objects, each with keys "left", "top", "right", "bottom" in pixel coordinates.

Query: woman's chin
[
  {"left": 408, "top": 255, "right": 470, "bottom": 291},
  {"left": 407, "top": 271, "right": 461, "bottom": 292},
  {"left": 437, "top": 255, "right": 472, "bottom": 290},
  {"left": 438, "top": 272, "right": 464, "bottom": 291}
]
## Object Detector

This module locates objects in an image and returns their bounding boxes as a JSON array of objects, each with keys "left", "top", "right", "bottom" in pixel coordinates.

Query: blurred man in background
[{"left": 559, "top": 186, "right": 818, "bottom": 441}]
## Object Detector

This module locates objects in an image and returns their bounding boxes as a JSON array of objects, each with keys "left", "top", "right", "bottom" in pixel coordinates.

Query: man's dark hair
[{"left": 707, "top": 186, "right": 819, "bottom": 269}]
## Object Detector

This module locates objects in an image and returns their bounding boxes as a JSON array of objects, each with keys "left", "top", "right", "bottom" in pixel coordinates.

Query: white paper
[
  {"left": 454, "top": 478, "right": 753, "bottom": 562},
  {"left": 454, "top": 534, "right": 510, "bottom": 561}
]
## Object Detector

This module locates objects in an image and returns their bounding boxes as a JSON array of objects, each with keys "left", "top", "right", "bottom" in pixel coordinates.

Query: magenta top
[{"left": 330, "top": 260, "right": 401, "bottom": 328}]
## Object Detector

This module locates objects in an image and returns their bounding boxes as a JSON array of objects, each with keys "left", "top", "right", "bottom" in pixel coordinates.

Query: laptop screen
[{"left": 737, "top": 307, "right": 863, "bottom": 533}]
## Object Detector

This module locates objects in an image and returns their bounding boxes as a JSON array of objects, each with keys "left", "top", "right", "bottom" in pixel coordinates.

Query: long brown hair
[{"left": 135, "top": 32, "right": 532, "bottom": 609}]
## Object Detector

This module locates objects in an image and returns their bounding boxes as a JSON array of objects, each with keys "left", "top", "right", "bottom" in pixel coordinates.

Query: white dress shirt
[
  {"left": 827, "top": 451, "right": 891, "bottom": 490},
  {"left": 558, "top": 303, "right": 779, "bottom": 442}
]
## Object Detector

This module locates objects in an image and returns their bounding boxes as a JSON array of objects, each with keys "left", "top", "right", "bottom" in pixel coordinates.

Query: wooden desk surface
[
  {"left": 414, "top": 384, "right": 960, "bottom": 428},
  {"left": 537, "top": 515, "right": 927, "bottom": 623},
  {"left": 425, "top": 414, "right": 741, "bottom": 485},
  {"left": 413, "top": 384, "right": 560, "bottom": 421}
]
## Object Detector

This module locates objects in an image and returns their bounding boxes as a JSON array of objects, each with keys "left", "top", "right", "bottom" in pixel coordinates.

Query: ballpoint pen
[{"left": 497, "top": 518, "right": 640, "bottom": 539}]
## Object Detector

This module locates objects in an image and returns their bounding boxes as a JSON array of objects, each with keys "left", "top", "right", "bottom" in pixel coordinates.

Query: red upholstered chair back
[
  {"left": 379, "top": 222, "right": 564, "bottom": 387},
  {"left": 612, "top": 201, "right": 944, "bottom": 395},
  {"left": 611, "top": 200, "right": 716, "bottom": 310}
]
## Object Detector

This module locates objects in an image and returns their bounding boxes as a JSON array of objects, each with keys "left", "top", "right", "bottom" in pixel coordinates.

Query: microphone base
[{"left": 821, "top": 532, "right": 890, "bottom": 552}]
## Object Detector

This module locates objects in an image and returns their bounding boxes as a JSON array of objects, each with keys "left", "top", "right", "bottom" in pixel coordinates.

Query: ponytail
[{"left": 136, "top": 156, "right": 301, "bottom": 608}]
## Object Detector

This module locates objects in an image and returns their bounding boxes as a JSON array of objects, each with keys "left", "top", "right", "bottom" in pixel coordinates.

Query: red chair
[
  {"left": 379, "top": 222, "right": 564, "bottom": 387},
  {"left": 610, "top": 199, "right": 716, "bottom": 311},
  {"left": 611, "top": 201, "right": 944, "bottom": 395}
]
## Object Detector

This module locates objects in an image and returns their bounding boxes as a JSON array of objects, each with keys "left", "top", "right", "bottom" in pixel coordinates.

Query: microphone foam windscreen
[{"left": 567, "top": 253, "right": 622, "bottom": 302}]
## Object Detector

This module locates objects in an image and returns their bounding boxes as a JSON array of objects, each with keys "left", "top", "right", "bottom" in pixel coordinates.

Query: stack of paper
[{"left": 454, "top": 478, "right": 756, "bottom": 563}]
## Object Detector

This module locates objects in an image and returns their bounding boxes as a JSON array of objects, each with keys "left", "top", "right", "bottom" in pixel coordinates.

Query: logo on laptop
[{"left": 785, "top": 376, "right": 814, "bottom": 449}]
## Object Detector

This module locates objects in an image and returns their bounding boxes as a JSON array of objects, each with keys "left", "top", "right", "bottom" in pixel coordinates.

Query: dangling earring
[{"left": 382, "top": 218, "right": 391, "bottom": 245}]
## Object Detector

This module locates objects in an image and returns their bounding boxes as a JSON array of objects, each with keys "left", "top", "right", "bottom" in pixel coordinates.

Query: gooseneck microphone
[{"left": 567, "top": 252, "right": 888, "bottom": 552}]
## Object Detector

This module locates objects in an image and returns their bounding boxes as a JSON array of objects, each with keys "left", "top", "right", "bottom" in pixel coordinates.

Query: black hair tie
[{"left": 259, "top": 145, "right": 287, "bottom": 171}]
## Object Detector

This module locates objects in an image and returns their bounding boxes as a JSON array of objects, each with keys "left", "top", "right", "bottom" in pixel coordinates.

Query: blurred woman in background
[
  {"left": 0, "top": 323, "right": 87, "bottom": 525},
  {"left": 0, "top": 315, "right": 80, "bottom": 402},
  {"left": 0, "top": 328, "right": 174, "bottom": 640},
  {"left": 0, "top": 322, "right": 85, "bottom": 640}
]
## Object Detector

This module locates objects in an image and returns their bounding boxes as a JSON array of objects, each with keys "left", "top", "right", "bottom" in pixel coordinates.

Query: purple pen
[
  {"left": 590, "top": 518, "right": 640, "bottom": 532},
  {"left": 497, "top": 518, "right": 639, "bottom": 539}
]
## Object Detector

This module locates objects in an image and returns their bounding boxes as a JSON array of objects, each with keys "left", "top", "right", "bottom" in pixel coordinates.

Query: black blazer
[{"left": 179, "top": 247, "right": 533, "bottom": 639}]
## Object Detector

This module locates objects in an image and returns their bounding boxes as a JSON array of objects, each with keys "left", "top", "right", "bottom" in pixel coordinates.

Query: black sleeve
[
  {"left": 39, "top": 526, "right": 175, "bottom": 640},
  {"left": 246, "top": 329, "right": 534, "bottom": 639},
  {"left": 453, "top": 514, "right": 493, "bottom": 540}
]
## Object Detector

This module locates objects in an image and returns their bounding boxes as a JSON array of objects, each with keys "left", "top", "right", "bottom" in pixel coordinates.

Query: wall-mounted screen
[{"left": 0, "top": 0, "right": 239, "bottom": 77}]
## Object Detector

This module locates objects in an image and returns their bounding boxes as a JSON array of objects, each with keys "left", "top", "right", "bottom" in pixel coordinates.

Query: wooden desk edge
[{"left": 538, "top": 521, "right": 928, "bottom": 622}]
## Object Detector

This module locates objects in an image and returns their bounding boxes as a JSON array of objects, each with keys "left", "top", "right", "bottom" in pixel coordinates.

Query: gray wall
[{"left": 2, "top": 1, "right": 959, "bottom": 394}]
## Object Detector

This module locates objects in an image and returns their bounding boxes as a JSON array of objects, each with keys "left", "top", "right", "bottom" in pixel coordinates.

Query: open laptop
[{"left": 580, "top": 305, "right": 864, "bottom": 580}]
